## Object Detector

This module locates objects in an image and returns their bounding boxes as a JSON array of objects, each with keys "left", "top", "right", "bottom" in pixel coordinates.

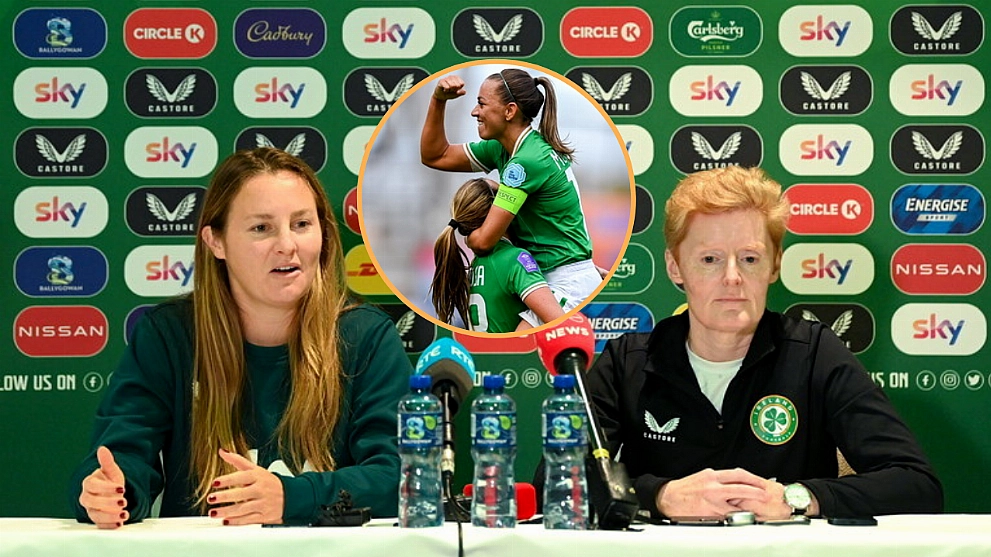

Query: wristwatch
[{"left": 783, "top": 483, "right": 812, "bottom": 516}]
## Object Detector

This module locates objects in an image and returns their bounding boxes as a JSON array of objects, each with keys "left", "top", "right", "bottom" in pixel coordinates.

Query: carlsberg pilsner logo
[{"left": 670, "top": 7, "right": 762, "bottom": 56}]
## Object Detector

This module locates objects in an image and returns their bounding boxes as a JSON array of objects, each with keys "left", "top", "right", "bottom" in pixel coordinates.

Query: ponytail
[
  {"left": 430, "top": 179, "right": 496, "bottom": 327},
  {"left": 533, "top": 76, "right": 574, "bottom": 161},
  {"left": 494, "top": 69, "right": 575, "bottom": 162}
]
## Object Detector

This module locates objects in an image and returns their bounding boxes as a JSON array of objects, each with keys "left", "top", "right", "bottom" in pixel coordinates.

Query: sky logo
[
  {"left": 35, "top": 196, "right": 86, "bottom": 228},
  {"left": 364, "top": 18, "right": 413, "bottom": 48},
  {"left": 780, "top": 124, "right": 872, "bottom": 176},
  {"left": 670, "top": 65, "right": 761, "bottom": 116},
  {"left": 34, "top": 77, "right": 86, "bottom": 108},
  {"left": 801, "top": 253, "right": 852, "bottom": 284},
  {"left": 890, "top": 64, "right": 984, "bottom": 116},
  {"left": 125, "top": 245, "right": 195, "bottom": 297},
  {"left": 690, "top": 76, "right": 740, "bottom": 106},
  {"left": 343, "top": 8, "right": 434, "bottom": 59},
  {"left": 146, "top": 255, "right": 193, "bottom": 287},
  {"left": 15, "top": 68, "right": 108, "bottom": 119},
  {"left": 145, "top": 137, "right": 196, "bottom": 168},
  {"left": 15, "top": 186, "right": 108, "bottom": 238},
  {"left": 800, "top": 135, "right": 851, "bottom": 166},
  {"left": 234, "top": 67, "right": 326, "bottom": 118},
  {"left": 255, "top": 78, "right": 305, "bottom": 108},
  {"left": 780, "top": 5, "right": 871, "bottom": 56},
  {"left": 781, "top": 243, "right": 873, "bottom": 294},
  {"left": 800, "top": 16, "right": 850, "bottom": 46},
  {"left": 125, "top": 126, "right": 217, "bottom": 178},
  {"left": 911, "top": 74, "right": 962, "bottom": 105},
  {"left": 913, "top": 313, "right": 964, "bottom": 345},
  {"left": 892, "top": 303, "right": 985, "bottom": 355}
]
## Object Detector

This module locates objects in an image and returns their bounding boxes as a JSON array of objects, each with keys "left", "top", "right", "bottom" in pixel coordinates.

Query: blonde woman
[
  {"left": 432, "top": 178, "right": 564, "bottom": 333},
  {"left": 72, "top": 148, "right": 409, "bottom": 527}
]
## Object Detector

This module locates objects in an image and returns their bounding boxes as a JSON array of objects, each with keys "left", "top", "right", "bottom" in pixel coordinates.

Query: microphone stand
[
  {"left": 438, "top": 390, "right": 466, "bottom": 557},
  {"left": 558, "top": 351, "right": 639, "bottom": 530}
]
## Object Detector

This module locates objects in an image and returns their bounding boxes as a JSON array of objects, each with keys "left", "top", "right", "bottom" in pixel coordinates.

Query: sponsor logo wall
[{"left": 1, "top": 1, "right": 987, "bottom": 517}]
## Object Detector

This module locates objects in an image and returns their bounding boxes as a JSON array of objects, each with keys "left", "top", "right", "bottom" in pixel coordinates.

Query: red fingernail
[
  {"left": 116, "top": 522, "right": 122, "bottom": 528},
  {"left": 223, "top": 519, "right": 229, "bottom": 526},
  {"left": 210, "top": 510, "right": 217, "bottom": 518},
  {"left": 212, "top": 480, "right": 221, "bottom": 488},
  {"left": 119, "top": 512, "right": 126, "bottom": 520},
  {"left": 208, "top": 495, "right": 217, "bottom": 503},
  {"left": 115, "top": 487, "right": 124, "bottom": 494},
  {"left": 117, "top": 499, "right": 126, "bottom": 507}
]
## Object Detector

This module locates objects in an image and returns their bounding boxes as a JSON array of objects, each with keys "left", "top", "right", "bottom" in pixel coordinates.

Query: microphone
[
  {"left": 414, "top": 338, "right": 476, "bottom": 521},
  {"left": 534, "top": 313, "right": 639, "bottom": 530}
]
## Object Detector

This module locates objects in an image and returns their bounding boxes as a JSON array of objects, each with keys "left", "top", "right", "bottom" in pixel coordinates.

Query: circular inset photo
[{"left": 360, "top": 60, "right": 634, "bottom": 336}]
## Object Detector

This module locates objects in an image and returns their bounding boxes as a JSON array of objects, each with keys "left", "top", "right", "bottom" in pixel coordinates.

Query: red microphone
[
  {"left": 462, "top": 482, "right": 537, "bottom": 520},
  {"left": 534, "top": 312, "right": 595, "bottom": 376}
]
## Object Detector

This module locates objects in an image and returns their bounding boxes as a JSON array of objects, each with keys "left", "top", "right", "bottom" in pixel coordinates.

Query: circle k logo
[
  {"left": 560, "top": 7, "right": 652, "bottom": 57},
  {"left": 784, "top": 184, "right": 874, "bottom": 235},
  {"left": 124, "top": 8, "right": 217, "bottom": 59},
  {"left": 891, "top": 243, "right": 986, "bottom": 295},
  {"left": 14, "top": 305, "right": 108, "bottom": 357},
  {"left": 780, "top": 243, "right": 874, "bottom": 295}
]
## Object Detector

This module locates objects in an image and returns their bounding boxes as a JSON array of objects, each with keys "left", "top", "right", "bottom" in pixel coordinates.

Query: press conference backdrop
[{"left": 1, "top": 1, "right": 988, "bottom": 518}]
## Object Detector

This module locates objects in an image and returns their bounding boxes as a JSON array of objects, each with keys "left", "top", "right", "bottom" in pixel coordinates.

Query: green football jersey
[
  {"left": 468, "top": 239, "right": 549, "bottom": 333},
  {"left": 465, "top": 128, "right": 593, "bottom": 271}
]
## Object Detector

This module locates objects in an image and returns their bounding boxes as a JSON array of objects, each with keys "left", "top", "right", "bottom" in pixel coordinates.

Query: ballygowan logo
[
  {"left": 125, "top": 186, "right": 205, "bottom": 237},
  {"left": 235, "top": 126, "right": 327, "bottom": 172},
  {"left": 891, "top": 125, "right": 984, "bottom": 175},
  {"left": 452, "top": 8, "right": 543, "bottom": 57},
  {"left": 125, "top": 68, "right": 217, "bottom": 118},
  {"left": 785, "top": 303, "right": 874, "bottom": 354},
  {"left": 16, "top": 127, "right": 108, "bottom": 178},
  {"left": 565, "top": 66, "right": 651, "bottom": 116},
  {"left": 750, "top": 395, "right": 798, "bottom": 445},
  {"left": 891, "top": 6, "right": 983, "bottom": 55},
  {"left": 343, "top": 67, "right": 429, "bottom": 117},
  {"left": 670, "top": 125, "right": 762, "bottom": 174},
  {"left": 780, "top": 65, "right": 872, "bottom": 115},
  {"left": 380, "top": 304, "right": 436, "bottom": 353}
]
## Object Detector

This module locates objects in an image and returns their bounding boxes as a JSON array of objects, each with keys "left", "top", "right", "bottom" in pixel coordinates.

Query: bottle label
[
  {"left": 398, "top": 411, "right": 442, "bottom": 448},
  {"left": 471, "top": 411, "right": 516, "bottom": 449},
  {"left": 542, "top": 411, "right": 586, "bottom": 449}
]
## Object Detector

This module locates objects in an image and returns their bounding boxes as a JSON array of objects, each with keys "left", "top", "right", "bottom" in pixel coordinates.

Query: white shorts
[{"left": 519, "top": 259, "right": 602, "bottom": 327}]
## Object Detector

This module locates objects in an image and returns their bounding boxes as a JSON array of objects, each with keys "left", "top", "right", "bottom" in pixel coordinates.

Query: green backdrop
[{"left": 1, "top": 0, "right": 988, "bottom": 518}]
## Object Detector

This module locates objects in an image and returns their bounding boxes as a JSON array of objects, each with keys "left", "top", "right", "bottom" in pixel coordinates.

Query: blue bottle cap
[
  {"left": 410, "top": 375, "right": 432, "bottom": 389},
  {"left": 483, "top": 374, "right": 505, "bottom": 389},
  {"left": 552, "top": 374, "right": 575, "bottom": 389}
]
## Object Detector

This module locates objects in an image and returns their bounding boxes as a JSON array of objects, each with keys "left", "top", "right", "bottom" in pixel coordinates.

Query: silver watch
[{"left": 783, "top": 483, "right": 812, "bottom": 515}]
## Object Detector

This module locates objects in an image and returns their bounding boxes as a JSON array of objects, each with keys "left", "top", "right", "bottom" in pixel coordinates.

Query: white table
[{"left": 1, "top": 515, "right": 989, "bottom": 557}]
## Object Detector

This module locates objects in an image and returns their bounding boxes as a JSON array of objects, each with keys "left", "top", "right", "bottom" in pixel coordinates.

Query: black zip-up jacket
[{"left": 586, "top": 310, "right": 943, "bottom": 518}]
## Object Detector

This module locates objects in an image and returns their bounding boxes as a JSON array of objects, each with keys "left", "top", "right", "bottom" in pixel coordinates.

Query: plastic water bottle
[
  {"left": 470, "top": 374, "right": 516, "bottom": 528},
  {"left": 542, "top": 374, "right": 589, "bottom": 529},
  {"left": 398, "top": 375, "right": 443, "bottom": 527}
]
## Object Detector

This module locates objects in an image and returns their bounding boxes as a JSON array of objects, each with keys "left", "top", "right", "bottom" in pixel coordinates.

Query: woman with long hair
[
  {"left": 432, "top": 178, "right": 564, "bottom": 333},
  {"left": 72, "top": 147, "right": 409, "bottom": 527},
  {"left": 421, "top": 67, "right": 603, "bottom": 327}
]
